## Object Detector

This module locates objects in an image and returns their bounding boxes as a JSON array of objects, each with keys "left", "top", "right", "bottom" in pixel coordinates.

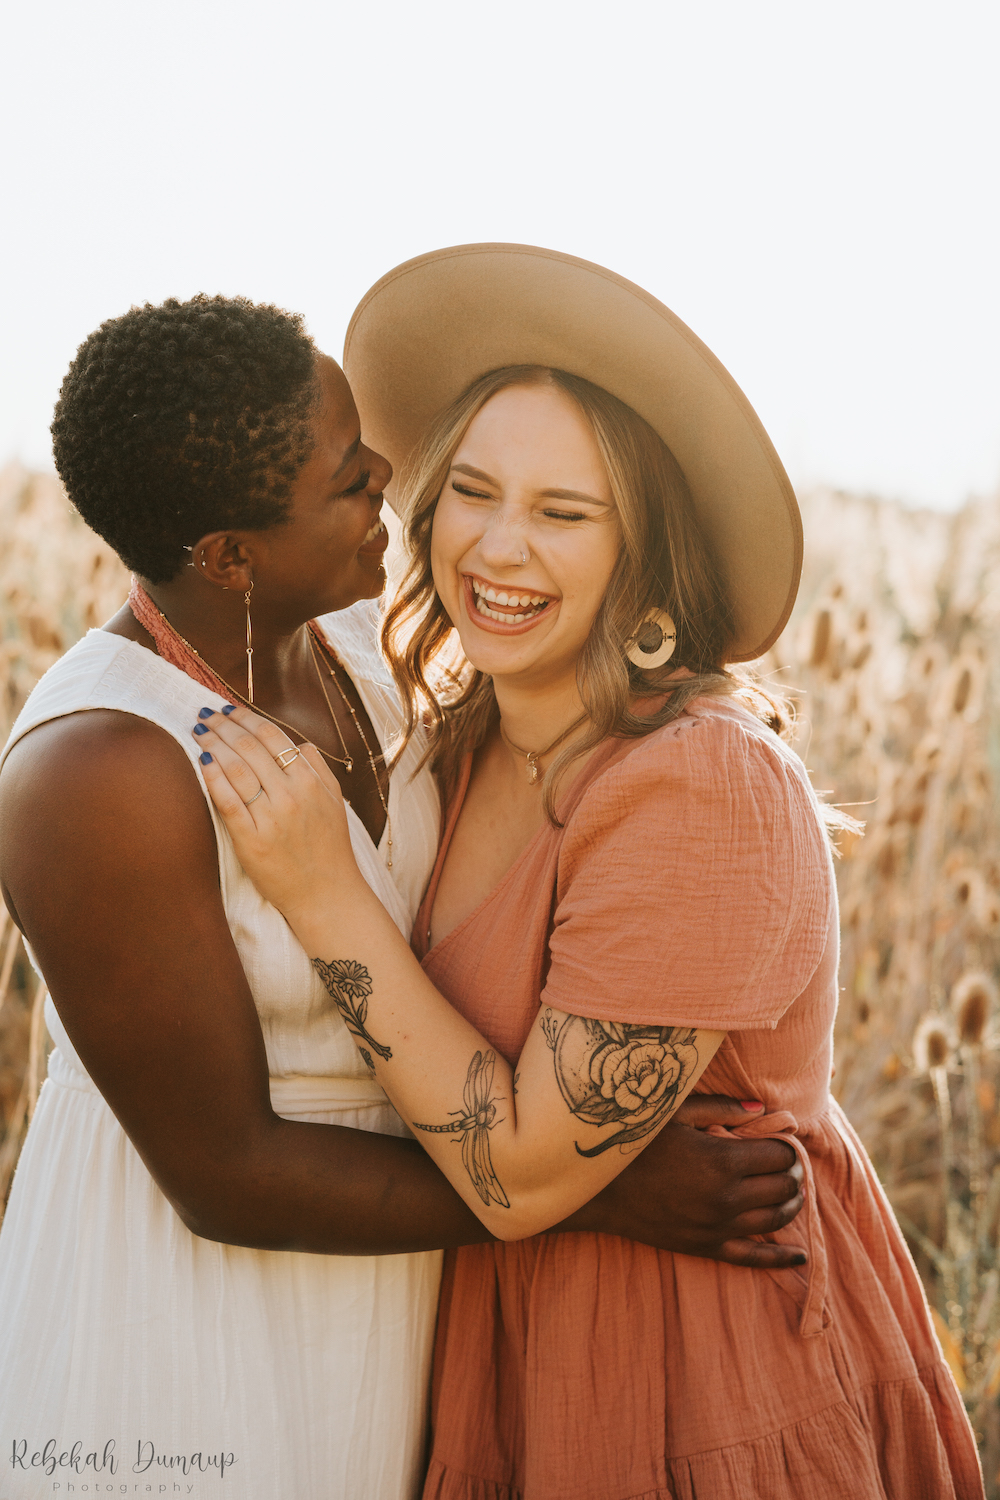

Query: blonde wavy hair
[{"left": 382, "top": 365, "right": 790, "bottom": 822}]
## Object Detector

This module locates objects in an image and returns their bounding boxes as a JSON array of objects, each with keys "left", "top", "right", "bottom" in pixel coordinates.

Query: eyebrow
[
  {"left": 451, "top": 463, "right": 611, "bottom": 508},
  {"left": 332, "top": 434, "right": 362, "bottom": 478}
]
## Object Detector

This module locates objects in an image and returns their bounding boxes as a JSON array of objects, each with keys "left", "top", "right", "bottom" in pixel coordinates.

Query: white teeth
[
  {"left": 363, "top": 519, "right": 386, "bottom": 544},
  {"left": 474, "top": 595, "right": 547, "bottom": 625},
  {"left": 469, "top": 580, "right": 554, "bottom": 624}
]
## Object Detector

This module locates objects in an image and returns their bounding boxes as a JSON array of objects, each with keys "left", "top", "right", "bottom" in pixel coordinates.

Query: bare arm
[{"left": 295, "top": 892, "right": 721, "bottom": 1239}]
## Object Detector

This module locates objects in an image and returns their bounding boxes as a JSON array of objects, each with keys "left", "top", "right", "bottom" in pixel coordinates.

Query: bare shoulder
[
  {"left": 1, "top": 708, "right": 207, "bottom": 823},
  {"left": 0, "top": 709, "right": 217, "bottom": 928}
]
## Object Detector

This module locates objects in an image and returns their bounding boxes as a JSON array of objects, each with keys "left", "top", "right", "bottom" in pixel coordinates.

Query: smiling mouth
[
  {"left": 362, "top": 518, "right": 387, "bottom": 545},
  {"left": 469, "top": 577, "right": 555, "bottom": 625}
]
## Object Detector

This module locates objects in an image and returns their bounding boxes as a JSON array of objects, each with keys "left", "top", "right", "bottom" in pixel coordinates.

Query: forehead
[
  {"left": 462, "top": 382, "right": 591, "bottom": 440},
  {"left": 457, "top": 383, "right": 610, "bottom": 488},
  {"left": 313, "top": 354, "right": 361, "bottom": 455}
]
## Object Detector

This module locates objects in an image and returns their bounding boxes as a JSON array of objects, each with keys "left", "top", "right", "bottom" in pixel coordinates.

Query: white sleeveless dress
[{"left": 0, "top": 600, "right": 443, "bottom": 1500}]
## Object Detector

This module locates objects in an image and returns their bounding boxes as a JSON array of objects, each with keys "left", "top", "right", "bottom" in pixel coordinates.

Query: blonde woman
[{"left": 193, "top": 248, "right": 982, "bottom": 1499}]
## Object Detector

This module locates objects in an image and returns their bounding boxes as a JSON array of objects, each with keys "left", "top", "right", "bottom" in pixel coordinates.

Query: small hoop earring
[
  {"left": 626, "top": 609, "right": 677, "bottom": 670},
  {"left": 244, "top": 580, "right": 255, "bottom": 703}
]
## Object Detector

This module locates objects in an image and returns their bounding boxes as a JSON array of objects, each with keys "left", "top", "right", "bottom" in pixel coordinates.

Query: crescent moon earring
[{"left": 626, "top": 609, "right": 677, "bottom": 670}]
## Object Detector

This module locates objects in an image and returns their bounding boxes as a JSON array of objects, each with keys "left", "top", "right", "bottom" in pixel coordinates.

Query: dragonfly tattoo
[
  {"left": 312, "top": 957, "right": 392, "bottom": 1066},
  {"left": 413, "top": 1050, "right": 510, "bottom": 1209}
]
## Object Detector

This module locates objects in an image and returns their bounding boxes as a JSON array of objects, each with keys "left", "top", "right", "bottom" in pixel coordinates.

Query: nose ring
[{"left": 519, "top": 549, "right": 527, "bottom": 565}]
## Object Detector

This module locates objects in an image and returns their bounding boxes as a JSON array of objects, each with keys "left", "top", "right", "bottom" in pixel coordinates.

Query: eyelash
[
  {"left": 451, "top": 482, "right": 585, "bottom": 523},
  {"left": 342, "top": 470, "right": 370, "bottom": 496}
]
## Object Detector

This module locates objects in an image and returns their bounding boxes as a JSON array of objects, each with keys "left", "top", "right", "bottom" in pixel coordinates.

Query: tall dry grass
[
  {"left": 760, "top": 484, "right": 1000, "bottom": 1480},
  {"left": 0, "top": 462, "right": 128, "bottom": 1205},
  {"left": 1, "top": 462, "right": 999, "bottom": 1482}
]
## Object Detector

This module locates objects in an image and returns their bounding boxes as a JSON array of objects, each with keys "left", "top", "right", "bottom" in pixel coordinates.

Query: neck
[
  {"left": 141, "top": 576, "right": 311, "bottom": 704},
  {"left": 493, "top": 671, "right": 588, "bottom": 760}
]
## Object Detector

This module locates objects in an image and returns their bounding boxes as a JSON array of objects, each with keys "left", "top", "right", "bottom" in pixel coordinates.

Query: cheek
[
  {"left": 321, "top": 498, "right": 372, "bottom": 556},
  {"left": 560, "top": 533, "right": 620, "bottom": 622},
  {"left": 430, "top": 498, "right": 476, "bottom": 581}
]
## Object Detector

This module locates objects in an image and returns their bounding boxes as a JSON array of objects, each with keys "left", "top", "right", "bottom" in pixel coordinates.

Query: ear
[{"left": 191, "top": 533, "right": 254, "bottom": 591}]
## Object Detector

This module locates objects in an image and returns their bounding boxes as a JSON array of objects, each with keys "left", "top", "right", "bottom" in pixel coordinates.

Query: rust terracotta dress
[{"left": 414, "top": 697, "right": 983, "bottom": 1500}]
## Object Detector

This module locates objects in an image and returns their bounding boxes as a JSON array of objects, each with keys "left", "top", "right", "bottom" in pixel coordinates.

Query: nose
[
  {"left": 367, "top": 445, "right": 393, "bottom": 503},
  {"left": 477, "top": 509, "right": 527, "bottom": 570}
]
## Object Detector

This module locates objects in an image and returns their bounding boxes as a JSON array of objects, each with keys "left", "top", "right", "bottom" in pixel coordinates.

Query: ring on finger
[
  {"left": 275, "top": 748, "right": 301, "bottom": 769},
  {"left": 244, "top": 786, "right": 265, "bottom": 805}
]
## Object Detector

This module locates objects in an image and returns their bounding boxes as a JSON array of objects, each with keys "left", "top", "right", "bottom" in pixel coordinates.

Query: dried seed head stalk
[
  {"left": 914, "top": 1013, "right": 956, "bottom": 1074},
  {"left": 951, "top": 973, "right": 998, "bottom": 1049}
]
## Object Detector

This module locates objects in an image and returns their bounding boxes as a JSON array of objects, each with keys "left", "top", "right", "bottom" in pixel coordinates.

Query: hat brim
[{"left": 343, "top": 242, "right": 801, "bottom": 663}]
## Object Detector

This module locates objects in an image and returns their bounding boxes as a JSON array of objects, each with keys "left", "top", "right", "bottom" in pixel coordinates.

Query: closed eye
[
  {"left": 543, "top": 509, "right": 586, "bottom": 522},
  {"left": 340, "top": 470, "right": 371, "bottom": 496},
  {"left": 452, "top": 482, "right": 495, "bottom": 501}
]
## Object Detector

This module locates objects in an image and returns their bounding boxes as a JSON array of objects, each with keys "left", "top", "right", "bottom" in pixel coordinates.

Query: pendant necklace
[{"left": 498, "top": 713, "right": 589, "bottom": 785}]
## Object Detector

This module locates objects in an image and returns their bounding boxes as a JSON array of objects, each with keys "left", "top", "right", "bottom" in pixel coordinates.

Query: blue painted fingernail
[
  {"left": 193, "top": 723, "right": 208, "bottom": 735},
  {"left": 199, "top": 751, "right": 213, "bottom": 765},
  {"left": 198, "top": 706, "right": 214, "bottom": 719},
  {"left": 221, "top": 704, "right": 236, "bottom": 715}
]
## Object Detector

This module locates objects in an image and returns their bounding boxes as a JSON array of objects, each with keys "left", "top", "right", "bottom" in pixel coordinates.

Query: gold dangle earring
[{"left": 244, "top": 580, "right": 255, "bottom": 703}]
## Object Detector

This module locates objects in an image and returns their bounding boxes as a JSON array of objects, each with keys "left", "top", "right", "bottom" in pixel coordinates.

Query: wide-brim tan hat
[{"left": 344, "top": 242, "right": 801, "bottom": 663}]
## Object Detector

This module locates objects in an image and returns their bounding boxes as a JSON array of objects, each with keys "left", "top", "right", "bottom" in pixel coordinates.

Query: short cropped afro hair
[{"left": 51, "top": 293, "right": 320, "bottom": 582}]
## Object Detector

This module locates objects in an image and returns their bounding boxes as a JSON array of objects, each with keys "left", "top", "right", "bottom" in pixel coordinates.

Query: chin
[
  {"left": 361, "top": 562, "right": 387, "bottom": 600},
  {"left": 460, "top": 636, "right": 538, "bottom": 676},
  {"left": 335, "top": 558, "right": 387, "bottom": 608}
]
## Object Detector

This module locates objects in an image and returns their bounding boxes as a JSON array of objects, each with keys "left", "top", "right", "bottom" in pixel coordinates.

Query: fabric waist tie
[
  {"left": 46, "top": 1049, "right": 389, "bottom": 1118},
  {"left": 727, "top": 1108, "right": 830, "bottom": 1339}
]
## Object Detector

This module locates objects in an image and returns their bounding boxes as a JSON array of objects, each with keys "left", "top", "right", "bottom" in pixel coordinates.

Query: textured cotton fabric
[
  {"left": 413, "top": 697, "right": 983, "bottom": 1500},
  {"left": 0, "top": 601, "right": 443, "bottom": 1500}
]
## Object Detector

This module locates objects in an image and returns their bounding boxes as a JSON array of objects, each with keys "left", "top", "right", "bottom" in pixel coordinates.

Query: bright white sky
[{"left": 1, "top": 0, "right": 998, "bottom": 509}]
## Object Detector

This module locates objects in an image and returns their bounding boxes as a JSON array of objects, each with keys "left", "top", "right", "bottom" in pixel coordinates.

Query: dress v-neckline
[{"left": 416, "top": 734, "right": 633, "bottom": 961}]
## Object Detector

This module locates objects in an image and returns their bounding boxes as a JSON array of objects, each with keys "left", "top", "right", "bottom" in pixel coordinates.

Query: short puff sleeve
[{"left": 540, "top": 705, "right": 835, "bottom": 1031}]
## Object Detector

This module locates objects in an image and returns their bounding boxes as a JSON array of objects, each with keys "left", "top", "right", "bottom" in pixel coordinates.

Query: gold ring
[
  {"left": 244, "top": 786, "right": 264, "bottom": 805},
  {"left": 275, "top": 748, "right": 300, "bottom": 769}
]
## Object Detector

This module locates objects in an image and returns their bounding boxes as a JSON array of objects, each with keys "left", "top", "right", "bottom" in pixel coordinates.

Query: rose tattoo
[{"left": 541, "top": 1010, "right": 698, "bottom": 1157}]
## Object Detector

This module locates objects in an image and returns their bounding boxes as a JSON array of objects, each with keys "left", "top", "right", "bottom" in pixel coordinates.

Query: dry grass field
[{"left": 1, "top": 461, "right": 1000, "bottom": 1484}]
